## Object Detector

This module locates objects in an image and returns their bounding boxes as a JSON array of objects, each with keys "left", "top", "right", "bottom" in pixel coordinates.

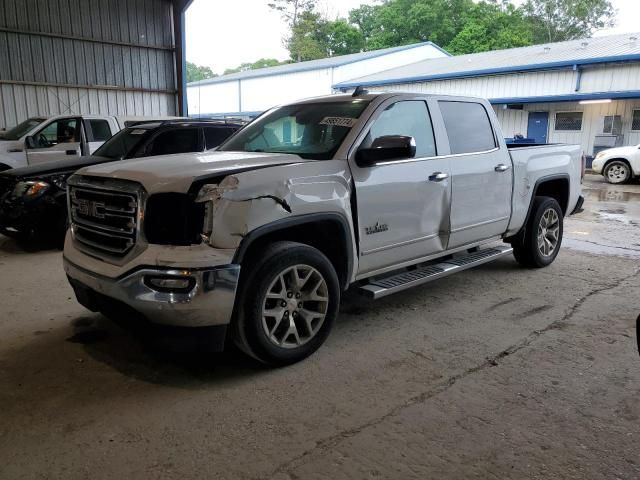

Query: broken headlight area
[
  {"left": 144, "top": 192, "right": 206, "bottom": 246},
  {"left": 195, "top": 176, "right": 239, "bottom": 240}
]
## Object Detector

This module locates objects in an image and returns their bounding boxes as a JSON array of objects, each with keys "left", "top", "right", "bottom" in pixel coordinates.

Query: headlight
[
  {"left": 595, "top": 151, "right": 606, "bottom": 160},
  {"left": 12, "top": 180, "right": 50, "bottom": 198}
]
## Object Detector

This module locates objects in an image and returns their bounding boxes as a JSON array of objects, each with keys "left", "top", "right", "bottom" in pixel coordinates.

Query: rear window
[
  {"left": 439, "top": 101, "right": 497, "bottom": 154},
  {"left": 204, "top": 127, "right": 237, "bottom": 149}
]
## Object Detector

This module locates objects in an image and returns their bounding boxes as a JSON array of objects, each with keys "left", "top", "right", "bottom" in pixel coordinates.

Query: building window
[
  {"left": 555, "top": 112, "right": 583, "bottom": 131},
  {"left": 632, "top": 110, "right": 640, "bottom": 131}
]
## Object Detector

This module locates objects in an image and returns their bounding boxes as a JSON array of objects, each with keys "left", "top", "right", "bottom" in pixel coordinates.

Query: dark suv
[{"left": 0, "top": 120, "right": 244, "bottom": 247}]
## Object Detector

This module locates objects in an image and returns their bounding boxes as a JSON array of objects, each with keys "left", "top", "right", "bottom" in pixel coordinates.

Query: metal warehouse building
[
  {"left": 0, "top": 0, "right": 192, "bottom": 131},
  {"left": 186, "top": 41, "right": 450, "bottom": 118},
  {"left": 335, "top": 33, "right": 640, "bottom": 159}
]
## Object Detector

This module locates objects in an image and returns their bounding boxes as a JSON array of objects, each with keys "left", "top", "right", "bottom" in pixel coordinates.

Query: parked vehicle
[
  {"left": 0, "top": 115, "right": 183, "bottom": 171},
  {"left": 0, "top": 120, "right": 244, "bottom": 246},
  {"left": 591, "top": 145, "right": 640, "bottom": 184},
  {"left": 63, "top": 92, "right": 584, "bottom": 365}
]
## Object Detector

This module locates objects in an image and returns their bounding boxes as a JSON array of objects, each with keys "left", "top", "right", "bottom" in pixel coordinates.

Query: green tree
[
  {"left": 223, "top": 58, "right": 287, "bottom": 75},
  {"left": 324, "top": 19, "right": 364, "bottom": 56},
  {"left": 269, "top": 0, "right": 318, "bottom": 61},
  {"left": 348, "top": 4, "right": 380, "bottom": 49},
  {"left": 287, "top": 10, "right": 328, "bottom": 61},
  {"left": 523, "top": 0, "right": 615, "bottom": 42},
  {"left": 357, "top": 0, "right": 476, "bottom": 50},
  {"left": 186, "top": 62, "right": 217, "bottom": 82},
  {"left": 447, "top": 1, "right": 533, "bottom": 54}
]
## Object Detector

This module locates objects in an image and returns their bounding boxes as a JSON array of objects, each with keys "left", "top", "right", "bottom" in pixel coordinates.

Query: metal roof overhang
[
  {"left": 334, "top": 54, "right": 640, "bottom": 90},
  {"left": 490, "top": 90, "right": 640, "bottom": 104}
]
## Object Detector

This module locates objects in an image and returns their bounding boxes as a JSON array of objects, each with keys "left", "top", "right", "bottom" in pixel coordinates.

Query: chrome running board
[{"left": 358, "top": 245, "right": 514, "bottom": 299}]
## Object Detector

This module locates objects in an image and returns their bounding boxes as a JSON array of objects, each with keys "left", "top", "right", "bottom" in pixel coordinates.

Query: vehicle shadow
[{"left": 66, "top": 313, "right": 268, "bottom": 388}]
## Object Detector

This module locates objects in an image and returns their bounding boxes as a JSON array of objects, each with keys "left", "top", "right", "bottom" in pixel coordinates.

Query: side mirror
[
  {"left": 356, "top": 135, "right": 416, "bottom": 167},
  {"left": 25, "top": 136, "right": 36, "bottom": 149}
]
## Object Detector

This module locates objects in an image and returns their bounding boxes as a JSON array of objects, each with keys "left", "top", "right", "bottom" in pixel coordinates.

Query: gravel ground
[{"left": 0, "top": 174, "right": 638, "bottom": 479}]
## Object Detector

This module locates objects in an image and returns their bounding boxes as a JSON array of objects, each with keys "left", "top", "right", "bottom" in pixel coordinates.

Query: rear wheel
[
  {"left": 234, "top": 241, "right": 340, "bottom": 366},
  {"left": 513, "top": 196, "right": 563, "bottom": 268},
  {"left": 604, "top": 160, "right": 631, "bottom": 184}
]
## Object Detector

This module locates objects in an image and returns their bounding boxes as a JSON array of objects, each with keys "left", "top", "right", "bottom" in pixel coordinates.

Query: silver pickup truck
[{"left": 63, "top": 92, "right": 584, "bottom": 365}]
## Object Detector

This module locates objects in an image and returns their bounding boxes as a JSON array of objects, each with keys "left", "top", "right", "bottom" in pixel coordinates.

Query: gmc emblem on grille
[{"left": 77, "top": 199, "right": 106, "bottom": 219}]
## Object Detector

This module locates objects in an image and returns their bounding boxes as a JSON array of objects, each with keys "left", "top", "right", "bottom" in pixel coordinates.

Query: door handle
[
  {"left": 494, "top": 164, "right": 511, "bottom": 172},
  {"left": 65, "top": 149, "right": 77, "bottom": 155},
  {"left": 429, "top": 172, "right": 449, "bottom": 182}
]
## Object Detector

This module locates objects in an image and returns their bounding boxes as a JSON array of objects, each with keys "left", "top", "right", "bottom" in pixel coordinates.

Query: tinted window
[
  {"left": 220, "top": 101, "right": 369, "bottom": 160},
  {"left": 88, "top": 120, "right": 112, "bottom": 141},
  {"left": 93, "top": 127, "right": 149, "bottom": 159},
  {"left": 439, "top": 101, "right": 497, "bottom": 154},
  {"left": 362, "top": 101, "right": 436, "bottom": 157},
  {"left": 147, "top": 128, "right": 200, "bottom": 156},
  {"left": 204, "top": 127, "right": 237, "bottom": 149}
]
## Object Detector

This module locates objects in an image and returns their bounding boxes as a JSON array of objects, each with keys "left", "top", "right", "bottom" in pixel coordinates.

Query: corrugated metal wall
[{"left": 0, "top": 0, "right": 179, "bottom": 130}]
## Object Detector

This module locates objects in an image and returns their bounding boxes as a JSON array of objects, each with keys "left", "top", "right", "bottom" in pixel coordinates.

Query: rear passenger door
[
  {"left": 438, "top": 101, "right": 513, "bottom": 249},
  {"left": 350, "top": 99, "right": 451, "bottom": 276}
]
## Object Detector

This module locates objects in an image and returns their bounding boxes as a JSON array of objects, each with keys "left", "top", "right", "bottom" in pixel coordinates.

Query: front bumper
[
  {"left": 591, "top": 158, "right": 604, "bottom": 174},
  {"left": 64, "top": 257, "right": 240, "bottom": 328},
  {"left": 0, "top": 194, "right": 65, "bottom": 238}
]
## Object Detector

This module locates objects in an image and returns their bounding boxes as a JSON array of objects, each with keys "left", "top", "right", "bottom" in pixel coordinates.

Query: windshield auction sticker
[{"left": 319, "top": 117, "right": 358, "bottom": 127}]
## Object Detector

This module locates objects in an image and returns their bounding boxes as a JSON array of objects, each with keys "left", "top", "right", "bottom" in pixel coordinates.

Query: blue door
[{"left": 527, "top": 112, "right": 549, "bottom": 143}]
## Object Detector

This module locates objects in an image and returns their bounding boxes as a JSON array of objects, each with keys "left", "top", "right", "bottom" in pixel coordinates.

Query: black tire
[
  {"left": 604, "top": 160, "right": 631, "bottom": 184},
  {"left": 513, "top": 196, "right": 563, "bottom": 268},
  {"left": 234, "top": 241, "right": 340, "bottom": 366}
]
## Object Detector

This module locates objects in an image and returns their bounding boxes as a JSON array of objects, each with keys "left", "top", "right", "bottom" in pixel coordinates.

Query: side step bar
[{"left": 358, "top": 245, "right": 514, "bottom": 299}]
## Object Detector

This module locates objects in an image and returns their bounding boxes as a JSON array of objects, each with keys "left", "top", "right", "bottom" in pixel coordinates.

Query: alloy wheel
[
  {"left": 537, "top": 208, "right": 560, "bottom": 257},
  {"left": 261, "top": 264, "right": 329, "bottom": 349}
]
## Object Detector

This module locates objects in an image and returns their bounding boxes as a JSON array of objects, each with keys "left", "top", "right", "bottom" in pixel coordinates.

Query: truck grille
[{"left": 69, "top": 184, "right": 139, "bottom": 256}]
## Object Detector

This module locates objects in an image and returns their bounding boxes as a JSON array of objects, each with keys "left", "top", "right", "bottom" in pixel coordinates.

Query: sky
[{"left": 185, "top": 0, "right": 640, "bottom": 74}]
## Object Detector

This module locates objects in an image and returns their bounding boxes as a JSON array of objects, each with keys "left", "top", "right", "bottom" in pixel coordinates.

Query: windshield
[
  {"left": 219, "top": 100, "right": 369, "bottom": 160},
  {"left": 93, "top": 127, "right": 149, "bottom": 159},
  {"left": 3, "top": 118, "right": 46, "bottom": 141}
]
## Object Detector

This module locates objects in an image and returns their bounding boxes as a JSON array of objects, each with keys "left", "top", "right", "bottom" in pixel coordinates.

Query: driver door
[
  {"left": 349, "top": 99, "right": 452, "bottom": 276},
  {"left": 26, "top": 118, "right": 82, "bottom": 165}
]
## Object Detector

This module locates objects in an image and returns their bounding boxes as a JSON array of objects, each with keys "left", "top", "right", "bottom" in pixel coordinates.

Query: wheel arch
[
  {"left": 603, "top": 157, "right": 633, "bottom": 173},
  {"left": 506, "top": 174, "right": 569, "bottom": 246},
  {"left": 233, "top": 213, "right": 354, "bottom": 290}
]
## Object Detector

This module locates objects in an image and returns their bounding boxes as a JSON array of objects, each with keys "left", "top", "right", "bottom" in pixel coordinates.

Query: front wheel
[
  {"left": 513, "top": 196, "right": 563, "bottom": 268},
  {"left": 234, "top": 241, "right": 340, "bottom": 366},
  {"left": 604, "top": 160, "right": 631, "bottom": 184}
]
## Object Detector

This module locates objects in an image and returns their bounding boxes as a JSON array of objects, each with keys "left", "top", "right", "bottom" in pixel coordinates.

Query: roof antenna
[{"left": 352, "top": 85, "right": 368, "bottom": 97}]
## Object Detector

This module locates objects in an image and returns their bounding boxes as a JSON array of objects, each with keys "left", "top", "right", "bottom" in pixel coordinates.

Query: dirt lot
[{"left": 0, "top": 174, "right": 639, "bottom": 479}]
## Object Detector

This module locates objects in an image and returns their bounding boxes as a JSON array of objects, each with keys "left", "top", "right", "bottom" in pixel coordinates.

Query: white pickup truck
[
  {"left": 0, "top": 115, "right": 180, "bottom": 170},
  {"left": 63, "top": 92, "right": 585, "bottom": 365}
]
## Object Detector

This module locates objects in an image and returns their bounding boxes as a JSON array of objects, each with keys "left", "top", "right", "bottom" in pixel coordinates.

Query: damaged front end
[{"left": 193, "top": 174, "right": 294, "bottom": 250}]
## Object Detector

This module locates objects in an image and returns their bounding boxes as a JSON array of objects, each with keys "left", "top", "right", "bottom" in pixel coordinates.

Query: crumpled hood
[{"left": 74, "top": 150, "right": 312, "bottom": 194}]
